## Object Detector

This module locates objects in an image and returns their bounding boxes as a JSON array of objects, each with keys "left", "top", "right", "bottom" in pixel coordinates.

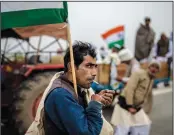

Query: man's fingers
[
  {"left": 103, "top": 93, "right": 114, "bottom": 101},
  {"left": 99, "top": 90, "right": 115, "bottom": 94},
  {"left": 102, "top": 95, "right": 113, "bottom": 104},
  {"left": 104, "top": 93, "right": 114, "bottom": 98},
  {"left": 105, "top": 90, "right": 115, "bottom": 94},
  {"left": 98, "top": 90, "right": 115, "bottom": 106},
  {"left": 103, "top": 96, "right": 112, "bottom": 103},
  {"left": 98, "top": 90, "right": 106, "bottom": 94},
  {"left": 102, "top": 92, "right": 114, "bottom": 104},
  {"left": 101, "top": 98, "right": 110, "bottom": 106}
]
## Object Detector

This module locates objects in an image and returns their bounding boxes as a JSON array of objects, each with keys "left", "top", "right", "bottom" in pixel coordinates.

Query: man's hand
[
  {"left": 128, "top": 107, "right": 137, "bottom": 114},
  {"left": 91, "top": 94, "right": 104, "bottom": 104},
  {"left": 98, "top": 90, "right": 115, "bottom": 106}
]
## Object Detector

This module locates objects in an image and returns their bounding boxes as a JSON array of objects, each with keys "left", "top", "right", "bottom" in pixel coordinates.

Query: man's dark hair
[{"left": 64, "top": 41, "right": 96, "bottom": 72}]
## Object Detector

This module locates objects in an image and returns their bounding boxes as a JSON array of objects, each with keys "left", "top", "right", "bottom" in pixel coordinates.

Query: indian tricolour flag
[
  {"left": 1, "top": 2, "right": 68, "bottom": 39},
  {"left": 101, "top": 25, "right": 124, "bottom": 49}
]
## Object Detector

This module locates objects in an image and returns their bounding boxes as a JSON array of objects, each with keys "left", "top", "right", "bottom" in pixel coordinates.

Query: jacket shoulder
[
  {"left": 134, "top": 69, "right": 146, "bottom": 76},
  {"left": 45, "top": 88, "right": 76, "bottom": 104},
  {"left": 150, "top": 27, "right": 155, "bottom": 34}
]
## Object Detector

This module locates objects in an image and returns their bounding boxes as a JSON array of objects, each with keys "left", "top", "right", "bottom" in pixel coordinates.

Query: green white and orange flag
[
  {"left": 1, "top": 2, "right": 68, "bottom": 39},
  {"left": 101, "top": 25, "right": 125, "bottom": 49}
]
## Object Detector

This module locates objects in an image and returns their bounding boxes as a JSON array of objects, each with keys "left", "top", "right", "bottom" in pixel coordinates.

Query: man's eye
[
  {"left": 87, "top": 65, "right": 92, "bottom": 68},
  {"left": 86, "top": 64, "right": 97, "bottom": 68}
]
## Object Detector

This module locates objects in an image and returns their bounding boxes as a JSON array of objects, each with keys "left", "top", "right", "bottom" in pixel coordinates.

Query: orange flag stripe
[{"left": 101, "top": 25, "right": 124, "bottom": 39}]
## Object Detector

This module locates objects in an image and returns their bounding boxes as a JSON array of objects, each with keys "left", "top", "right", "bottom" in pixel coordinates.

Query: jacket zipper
[{"left": 143, "top": 78, "right": 153, "bottom": 103}]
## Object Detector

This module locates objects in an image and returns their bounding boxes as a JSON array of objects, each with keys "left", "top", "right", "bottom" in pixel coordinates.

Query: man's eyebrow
[{"left": 85, "top": 62, "right": 98, "bottom": 66}]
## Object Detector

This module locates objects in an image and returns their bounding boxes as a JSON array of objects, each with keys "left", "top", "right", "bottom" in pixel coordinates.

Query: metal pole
[{"left": 35, "top": 36, "right": 42, "bottom": 64}]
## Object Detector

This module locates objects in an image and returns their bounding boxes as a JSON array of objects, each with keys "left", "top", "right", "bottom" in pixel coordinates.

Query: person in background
[
  {"left": 111, "top": 60, "right": 161, "bottom": 135},
  {"left": 152, "top": 32, "right": 172, "bottom": 86},
  {"left": 94, "top": 44, "right": 122, "bottom": 92},
  {"left": 116, "top": 48, "right": 140, "bottom": 84},
  {"left": 110, "top": 48, "right": 140, "bottom": 106},
  {"left": 97, "top": 46, "right": 138, "bottom": 91},
  {"left": 135, "top": 17, "right": 155, "bottom": 63},
  {"left": 99, "top": 46, "right": 108, "bottom": 60},
  {"left": 112, "top": 44, "right": 125, "bottom": 53},
  {"left": 108, "top": 45, "right": 122, "bottom": 90},
  {"left": 169, "top": 32, "right": 173, "bottom": 79},
  {"left": 92, "top": 44, "right": 123, "bottom": 107}
]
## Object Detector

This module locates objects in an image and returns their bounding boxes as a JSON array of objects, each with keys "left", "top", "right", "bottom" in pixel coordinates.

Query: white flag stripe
[
  {"left": 105, "top": 31, "right": 124, "bottom": 43},
  {"left": 1, "top": 2, "right": 63, "bottom": 12}
]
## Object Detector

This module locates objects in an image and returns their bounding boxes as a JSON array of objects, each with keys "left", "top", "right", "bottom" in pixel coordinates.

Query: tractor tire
[{"left": 12, "top": 71, "right": 57, "bottom": 134}]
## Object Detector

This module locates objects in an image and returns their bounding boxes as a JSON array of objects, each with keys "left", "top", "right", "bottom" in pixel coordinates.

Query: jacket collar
[{"left": 59, "top": 73, "right": 85, "bottom": 95}]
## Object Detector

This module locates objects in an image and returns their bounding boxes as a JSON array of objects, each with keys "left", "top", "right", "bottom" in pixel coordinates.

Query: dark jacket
[
  {"left": 135, "top": 24, "right": 155, "bottom": 61},
  {"left": 43, "top": 73, "right": 103, "bottom": 135},
  {"left": 157, "top": 38, "right": 169, "bottom": 57}
]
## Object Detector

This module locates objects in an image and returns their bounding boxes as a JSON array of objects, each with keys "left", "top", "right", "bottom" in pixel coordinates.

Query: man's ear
[
  {"left": 67, "top": 62, "right": 72, "bottom": 72},
  {"left": 67, "top": 62, "right": 77, "bottom": 73}
]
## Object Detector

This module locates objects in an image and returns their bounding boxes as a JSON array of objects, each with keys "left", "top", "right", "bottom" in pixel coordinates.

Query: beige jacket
[
  {"left": 111, "top": 69, "right": 153, "bottom": 127},
  {"left": 122, "top": 69, "right": 154, "bottom": 113}
]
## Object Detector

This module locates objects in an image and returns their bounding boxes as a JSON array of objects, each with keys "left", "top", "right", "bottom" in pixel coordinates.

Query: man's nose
[{"left": 91, "top": 67, "right": 97, "bottom": 76}]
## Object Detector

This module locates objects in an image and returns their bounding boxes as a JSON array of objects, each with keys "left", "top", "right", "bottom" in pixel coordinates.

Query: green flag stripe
[
  {"left": 108, "top": 39, "right": 124, "bottom": 49},
  {"left": 1, "top": 2, "right": 68, "bottom": 30}
]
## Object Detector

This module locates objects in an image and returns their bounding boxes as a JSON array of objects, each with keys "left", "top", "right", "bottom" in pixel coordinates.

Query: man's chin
[
  {"left": 84, "top": 85, "right": 91, "bottom": 89},
  {"left": 82, "top": 83, "right": 91, "bottom": 89},
  {"left": 149, "top": 72, "right": 156, "bottom": 78}
]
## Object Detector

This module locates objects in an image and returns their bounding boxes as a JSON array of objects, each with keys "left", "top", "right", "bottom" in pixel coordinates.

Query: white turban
[
  {"left": 148, "top": 59, "right": 161, "bottom": 70},
  {"left": 118, "top": 48, "right": 133, "bottom": 62}
]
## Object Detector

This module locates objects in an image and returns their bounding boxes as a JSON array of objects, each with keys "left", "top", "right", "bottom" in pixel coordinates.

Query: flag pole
[{"left": 67, "top": 23, "right": 78, "bottom": 99}]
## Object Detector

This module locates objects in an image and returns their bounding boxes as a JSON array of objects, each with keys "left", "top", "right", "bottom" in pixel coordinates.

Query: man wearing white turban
[{"left": 116, "top": 48, "right": 140, "bottom": 83}]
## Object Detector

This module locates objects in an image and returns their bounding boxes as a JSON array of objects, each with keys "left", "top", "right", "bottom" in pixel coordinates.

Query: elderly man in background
[
  {"left": 152, "top": 32, "right": 172, "bottom": 86},
  {"left": 135, "top": 17, "right": 155, "bottom": 63},
  {"left": 111, "top": 60, "right": 161, "bottom": 135},
  {"left": 111, "top": 48, "right": 141, "bottom": 106}
]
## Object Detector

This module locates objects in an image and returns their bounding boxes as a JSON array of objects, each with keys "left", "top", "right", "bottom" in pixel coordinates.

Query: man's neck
[
  {"left": 64, "top": 72, "right": 73, "bottom": 83},
  {"left": 64, "top": 72, "right": 82, "bottom": 89},
  {"left": 145, "top": 69, "right": 153, "bottom": 79},
  {"left": 64, "top": 72, "right": 84, "bottom": 95},
  {"left": 145, "top": 25, "right": 150, "bottom": 29},
  {"left": 148, "top": 72, "right": 155, "bottom": 79}
]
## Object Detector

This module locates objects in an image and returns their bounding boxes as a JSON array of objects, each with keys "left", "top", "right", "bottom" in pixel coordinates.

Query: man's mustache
[{"left": 87, "top": 77, "right": 95, "bottom": 81}]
